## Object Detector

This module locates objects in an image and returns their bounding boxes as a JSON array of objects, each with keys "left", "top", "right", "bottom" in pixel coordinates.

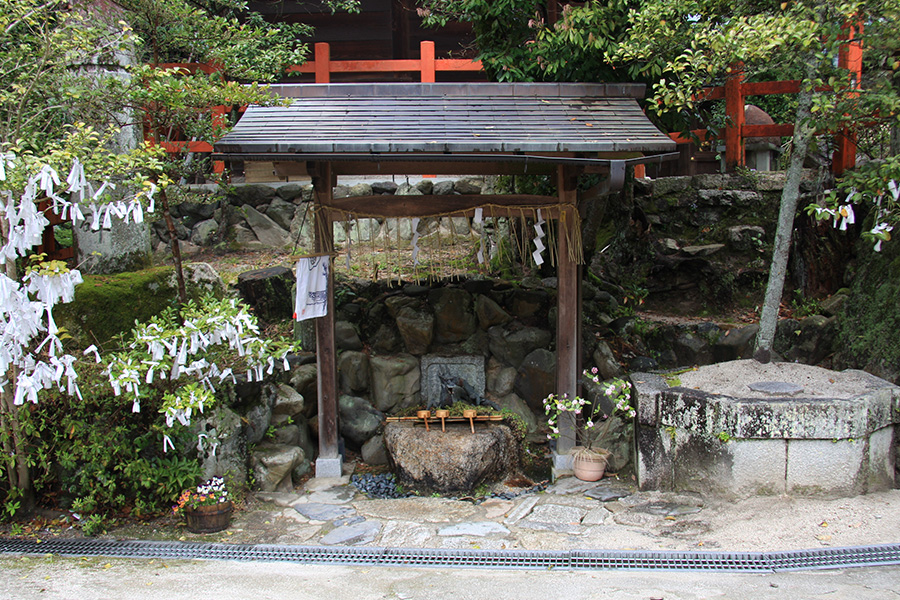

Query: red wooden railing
[
  {"left": 289, "top": 40, "right": 483, "bottom": 83},
  {"left": 150, "top": 31, "right": 864, "bottom": 178},
  {"left": 153, "top": 37, "right": 865, "bottom": 177},
  {"left": 668, "top": 29, "right": 863, "bottom": 175}
]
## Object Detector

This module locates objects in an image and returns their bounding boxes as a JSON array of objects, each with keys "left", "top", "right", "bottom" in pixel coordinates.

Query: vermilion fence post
[
  {"left": 315, "top": 42, "right": 331, "bottom": 84},
  {"left": 833, "top": 22, "right": 863, "bottom": 175},
  {"left": 420, "top": 41, "right": 435, "bottom": 83},
  {"left": 723, "top": 63, "right": 746, "bottom": 172}
]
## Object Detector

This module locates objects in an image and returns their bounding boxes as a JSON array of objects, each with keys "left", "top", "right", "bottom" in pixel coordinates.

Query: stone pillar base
[
  {"left": 315, "top": 456, "right": 343, "bottom": 479},
  {"left": 551, "top": 451, "right": 573, "bottom": 482}
]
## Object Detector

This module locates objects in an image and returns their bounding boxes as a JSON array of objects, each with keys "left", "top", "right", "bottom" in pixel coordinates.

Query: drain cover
[{"left": 2, "top": 538, "right": 900, "bottom": 572}]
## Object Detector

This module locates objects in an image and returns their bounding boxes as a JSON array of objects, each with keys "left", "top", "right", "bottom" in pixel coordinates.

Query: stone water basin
[{"left": 634, "top": 360, "right": 900, "bottom": 498}]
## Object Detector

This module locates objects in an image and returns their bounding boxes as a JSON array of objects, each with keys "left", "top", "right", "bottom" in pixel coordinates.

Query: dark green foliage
[
  {"left": 836, "top": 229, "right": 900, "bottom": 384},
  {"left": 7, "top": 365, "right": 201, "bottom": 520}
]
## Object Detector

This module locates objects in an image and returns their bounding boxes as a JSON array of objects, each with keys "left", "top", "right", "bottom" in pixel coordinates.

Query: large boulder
[
  {"left": 230, "top": 184, "right": 277, "bottom": 207},
  {"left": 514, "top": 349, "right": 557, "bottom": 413},
  {"left": 383, "top": 422, "right": 518, "bottom": 494},
  {"left": 241, "top": 204, "right": 291, "bottom": 247},
  {"left": 250, "top": 443, "right": 305, "bottom": 493},
  {"left": 335, "top": 321, "right": 364, "bottom": 351},
  {"left": 506, "top": 289, "right": 548, "bottom": 319},
  {"left": 488, "top": 325, "right": 552, "bottom": 369},
  {"left": 243, "top": 393, "right": 274, "bottom": 446},
  {"left": 294, "top": 414, "right": 316, "bottom": 464},
  {"left": 592, "top": 341, "right": 623, "bottom": 380},
  {"left": 369, "top": 354, "right": 421, "bottom": 413},
  {"left": 338, "top": 351, "right": 370, "bottom": 393},
  {"left": 190, "top": 219, "right": 219, "bottom": 246},
  {"left": 485, "top": 359, "right": 517, "bottom": 397},
  {"left": 429, "top": 287, "right": 476, "bottom": 343},
  {"left": 271, "top": 383, "right": 306, "bottom": 418},
  {"left": 474, "top": 294, "right": 511, "bottom": 329},
  {"left": 339, "top": 395, "right": 384, "bottom": 447},
  {"left": 394, "top": 306, "right": 434, "bottom": 355},
  {"left": 194, "top": 407, "right": 247, "bottom": 488},
  {"left": 361, "top": 434, "right": 388, "bottom": 466},
  {"left": 289, "top": 364, "right": 318, "bottom": 419},
  {"left": 785, "top": 314, "right": 837, "bottom": 365},
  {"left": 265, "top": 198, "right": 297, "bottom": 231},
  {"left": 491, "top": 392, "right": 538, "bottom": 434}
]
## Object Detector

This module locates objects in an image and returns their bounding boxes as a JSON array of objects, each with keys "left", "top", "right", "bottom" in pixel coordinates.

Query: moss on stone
[{"left": 56, "top": 267, "right": 188, "bottom": 348}]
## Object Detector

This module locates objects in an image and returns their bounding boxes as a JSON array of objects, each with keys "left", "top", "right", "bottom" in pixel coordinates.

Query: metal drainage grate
[{"left": 2, "top": 538, "right": 900, "bottom": 572}]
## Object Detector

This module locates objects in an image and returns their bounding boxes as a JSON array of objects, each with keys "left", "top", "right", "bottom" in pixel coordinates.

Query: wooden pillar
[
  {"left": 834, "top": 22, "right": 863, "bottom": 176},
  {"left": 553, "top": 165, "right": 581, "bottom": 471},
  {"left": 420, "top": 41, "right": 436, "bottom": 83},
  {"left": 312, "top": 162, "right": 341, "bottom": 477},
  {"left": 315, "top": 42, "right": 331, "bottom": 84},
  {"left": 724, "top": 63, "right": 746, "bottom": 172}
]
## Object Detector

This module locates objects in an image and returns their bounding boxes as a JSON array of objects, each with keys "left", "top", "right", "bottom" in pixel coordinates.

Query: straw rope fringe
[{"left": 308, "top": 203, "right": 583, "bottom": 280}]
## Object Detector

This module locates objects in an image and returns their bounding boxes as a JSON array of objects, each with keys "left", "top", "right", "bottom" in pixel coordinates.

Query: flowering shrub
[
  {"left": 173, "top": 477, "right": 230, "bottom": 516},
  {"left": 543, "top": 369, "right": 634, "bottom": 452}
]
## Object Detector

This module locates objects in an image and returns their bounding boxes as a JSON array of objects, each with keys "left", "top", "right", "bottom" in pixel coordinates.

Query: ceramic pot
[
  {"left": 572, "top": 450, "right": 608, "bottom": 482},
  {"left": 185, "top": 501, "right": 233, "bottom": 534}
]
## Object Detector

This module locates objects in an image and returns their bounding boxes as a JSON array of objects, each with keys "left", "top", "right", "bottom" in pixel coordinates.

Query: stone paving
[{"left": 219, "top": 472, "right": 900, "bottom": 553}]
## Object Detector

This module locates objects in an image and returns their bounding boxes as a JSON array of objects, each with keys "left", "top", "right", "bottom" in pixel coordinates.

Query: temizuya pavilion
[{"left": 215, "top": 83, "right": 677, "bottom": 478}]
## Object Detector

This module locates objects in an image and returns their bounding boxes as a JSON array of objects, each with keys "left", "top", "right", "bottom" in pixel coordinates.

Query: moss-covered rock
[{"left": 56, "top": 264, "right": 225, "bottom": 348}]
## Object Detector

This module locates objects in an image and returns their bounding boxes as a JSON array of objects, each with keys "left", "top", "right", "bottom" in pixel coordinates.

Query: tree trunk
[
  {"left": 158, "top": 186, "right": 188, "bottom": 306},
  {"left": 0, "top": 219, "right": 35, "bottom": 515},
  {"left": 0, "top": 388, "right": 35, "bottom": 516},
  {"left": 754, "top": 63, "right": 819, "bottom": 362}
]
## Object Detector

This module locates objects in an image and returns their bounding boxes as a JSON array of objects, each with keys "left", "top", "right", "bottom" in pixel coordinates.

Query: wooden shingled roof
[{"left": 215, "top": 83, "right": 676, "bottom": 160}]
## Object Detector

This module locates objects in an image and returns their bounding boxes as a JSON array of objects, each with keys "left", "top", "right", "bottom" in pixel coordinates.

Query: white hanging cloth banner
[
  {"left": 532, "top": 209, "right": 547, "bottom": 266},
  {"left": 294, "top": 256, "right": 329, "bottom": 321},
  {"left": 474, "top": 208, "right": 485, "bottom": 264}
]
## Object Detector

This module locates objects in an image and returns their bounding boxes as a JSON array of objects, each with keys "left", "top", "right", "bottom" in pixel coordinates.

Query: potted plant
[
  {"left": 173, "top": 476, "right": 233, "bottom": 533},
  {"left": 543, "top": 370, "right": 635, "bottom": 481}
]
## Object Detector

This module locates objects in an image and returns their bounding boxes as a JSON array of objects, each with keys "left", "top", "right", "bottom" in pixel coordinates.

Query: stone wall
[
  {"left": 328, "top": 278, "right": 557, "bottom": 453},
  {"left": 150, "top": 178, "right": 494, "bottom": 254}
]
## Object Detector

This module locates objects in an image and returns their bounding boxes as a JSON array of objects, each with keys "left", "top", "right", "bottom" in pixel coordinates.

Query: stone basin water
[{"left": 634, "top": 360, "right": 900, "bottom": 498}]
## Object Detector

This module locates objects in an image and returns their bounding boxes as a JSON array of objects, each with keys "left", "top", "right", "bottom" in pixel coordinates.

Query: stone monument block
[{"left": 421, "top": 355, "right": 485, "bottom": 404}]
